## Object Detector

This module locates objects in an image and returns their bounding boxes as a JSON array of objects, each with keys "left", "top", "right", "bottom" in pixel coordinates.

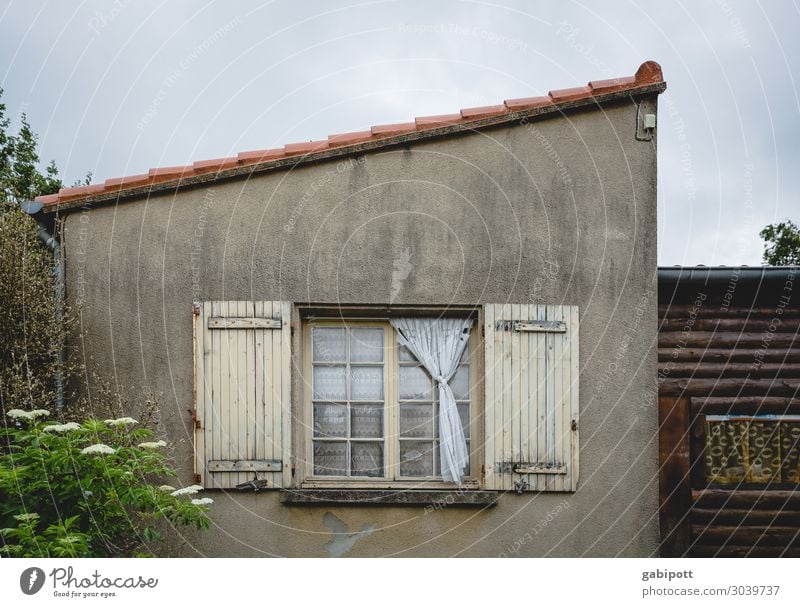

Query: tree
[
  {"left": 760, "top": 220, "right": 800, "bottom": 266},
  {"left": 0, "top": 88, "right": 66, "bottom": 420},
  {"left": 0, "top": 88, "right": 209, "bottom": 557}
]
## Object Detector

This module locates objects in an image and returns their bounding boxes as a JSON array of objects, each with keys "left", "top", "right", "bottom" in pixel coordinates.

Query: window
[
  {"left": 306, "top": 320, "right": 474, "bottom": 483},
  {"left": 705, "top": 415, "right": 800, "bottom": 485},
  {"left": 192, "top": 301, "right": 579, "bottom": 494}
]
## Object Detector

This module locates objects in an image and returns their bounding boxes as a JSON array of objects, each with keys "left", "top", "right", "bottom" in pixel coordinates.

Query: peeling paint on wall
[{"left": 322, "top": 512, "right": 375, "bottom": 557}]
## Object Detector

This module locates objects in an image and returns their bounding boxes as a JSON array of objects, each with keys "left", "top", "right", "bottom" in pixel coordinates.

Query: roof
[
  {"left": 37, "top": 61, "right": 666, "bottom": 213},
  {"left": 657, "top": 265, "right": 797, "bottom": 305}
]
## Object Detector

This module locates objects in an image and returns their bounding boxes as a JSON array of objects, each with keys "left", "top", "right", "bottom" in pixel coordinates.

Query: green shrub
[{"left": 0, "top": 409, "right": 211, "bottom": 557}]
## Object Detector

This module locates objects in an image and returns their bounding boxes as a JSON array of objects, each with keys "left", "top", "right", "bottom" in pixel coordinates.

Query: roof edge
[{"left": 42, "top": 61, "right": 666, "bottom": 214}]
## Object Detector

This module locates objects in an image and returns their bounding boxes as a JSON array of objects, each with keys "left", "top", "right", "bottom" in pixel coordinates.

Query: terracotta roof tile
[
  {"left": 236, "top": 148, "right": 284, "bottom": 164},
  {"left": 284, "top": 140, "right": 329, "bottom": 155},
  {"left": 460, "top": 104, "right": 508, "bottom": 119},
  {"left": 503, "top": 95, "right": 553, "bottom": 111},
  {"left": 193, "top": 157, "right": 238, "bottom": 172},
  {"left": 36, "top": 61, "right": 665, "bottom": 208},
  {"left": 328, "top": 130, "right": 374, "bottom": 146},
  {"left": 415, "top": 113, "right": 462, "bottom": 127},
  {"left": 370, "top": 122, "right": 417, "bottom": 136},
  {"left": 548, "top": 85, "right": 592, "bottom": 102}
]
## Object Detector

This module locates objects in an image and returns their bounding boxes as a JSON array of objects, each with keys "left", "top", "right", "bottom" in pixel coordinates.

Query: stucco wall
[{"left": 63, "top": 98, "right": 659, "bottom": 557}]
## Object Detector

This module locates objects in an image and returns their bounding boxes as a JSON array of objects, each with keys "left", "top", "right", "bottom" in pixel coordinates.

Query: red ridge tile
[
  {"left": 460, "top": 104, "right": 507, "bottom": 119},
  {"left": 504, "top": 96, "right": 553, "bottom": 111},
  {"left": 415, "top": 113, "right": 462, "bottom": 127},
  {"left": 37, "top": 193, "right": 59, "bottom": 205},
  {"left": 149, "top": 166, "right": 191, "bottom": 178},
  {"left": 237, "top": 148, "right": 284, "bottom": 163},
  {"left": 635, "top": 60, "right": 663, "bottom": 84},
  {"left": 328, "top": 130, "right": 373, "bottom": 146},
  {"left": 193, "top": 157, "right": 239, "bottom": 172},
  {"left": 284, "top": 140, "right": 329, "bottom": 155},
  {"left": 370, "top": 122, "right": 416, "bottom": 136},
  {"left": 548, "top": 86, "right": 591, "bottom": 102},
  {"left": 104, "top": 173, "right": 150, "bottom": 188},
  {"left": 589, "top": 75, "right": 636, "bottom": 93}
]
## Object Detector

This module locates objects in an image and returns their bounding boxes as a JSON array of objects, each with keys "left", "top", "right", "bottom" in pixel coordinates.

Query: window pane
[
  {"left": 313, "top": 441, "right": 347, "bottom": 476},
  {"left": 351, "top": 365, "right": 383, "bottom": 400},
  {"left": 398, "top": 344, "right": 416, "bottom": 362},
  {"left": 460, "top": 337, "right": 471, "bottom": 363},
  {"left": 399, "top": 403, "right": 434, "bottom": 438},
  {"left": 350, "top": 328, "right": 383, "bottom": 362},
  {"left": 451, "top": 365, "right": 470, "bottom": 400},
  {"left": 458, "top": 403, "right": 470, "bottom": 439},
  {"left": 313, "top": 327, "right": 346, "bottom": 362},
  {"left": 399, "top": 365, "right": 433, "bottom": 400},
  {"left": 781, "top": 422, "right": 800, "bottom": 483},
  {"left": 399, "top": 441, "right": 434, "bottom": 477},
  {"left": 313, "top": 403, "right": 347, "bottom": 437},
  {"left": 351, "top": 404, "right": 383, "bottom": 438},
  {"left": 313, "top": 365, "right": 346, "bottom": 400},
  {"left": 351, "top": 442, "right": 384, "bottom": 477}
]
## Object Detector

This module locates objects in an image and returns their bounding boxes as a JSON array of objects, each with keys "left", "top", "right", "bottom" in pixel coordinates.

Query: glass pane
[
  {"left": 780, "top": 422, "right": 800, "bottom": 483},
  {"left": 351, "top": 442, "right": 384, "bottom": 477},
  {"left": 313, "top": 441, "right": 347, "bottom": 476},
  {"left": 399, "top": 365, "right": 433, "bottom": 400},
  {"left": 746, "top": 420, "right": 781, "bottom": 483},
  {"left": 313, "top": 403, "right": 347, "bottom": 437},
  {"left": 458, "top": 403, "right": 470, "bottom": 439},
  {"left": 350, "top": 328, "right": 383, "bottom": 362},
  {"left": 451, "top": 365, "right": 470, "bottom": 400},
  {"left": 399, "top": 441, "right": 434, "bottom": 477},
  {"left": 398, "top": 344, "right": 416, "bottom": 362},
  {"left": 313, "top": 365, "right": 346, "bottom": 400},
  {"left": 459, "top": 337, "right": 471, "bottom": 363},
  {"left": 351, "top": 404, "right": 383, "bottom": 438},
  {"left": 313, "top": 327, "right": 346, "bottom": 362},
  {"left": 705, "top": 420, "right": 745, "bottom": 484},
  {"left": 351, "top": 366, "right": 383, "bottom": 400},
  {"left": 399, "top": 403, "right": 434, "bottom": 438}
]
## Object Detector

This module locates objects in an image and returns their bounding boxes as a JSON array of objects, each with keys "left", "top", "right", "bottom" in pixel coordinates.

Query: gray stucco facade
[{"left": 61, "top": 96, "right": 660, "bottom": 556}]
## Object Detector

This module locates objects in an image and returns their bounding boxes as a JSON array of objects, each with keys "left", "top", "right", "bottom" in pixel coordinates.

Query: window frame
[{"left": 300, "top": 315, "right": 482, "bottom": 490}]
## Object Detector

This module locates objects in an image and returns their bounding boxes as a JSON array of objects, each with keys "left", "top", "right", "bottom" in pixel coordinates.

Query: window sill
[{"left": 279, "top": 488, "right": 499, "bottom": 507}]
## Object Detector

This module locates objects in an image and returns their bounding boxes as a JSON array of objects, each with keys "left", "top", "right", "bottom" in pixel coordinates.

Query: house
[
  {"left": 658, "top": 266, "right": 799, "bottom": 557},
  {"left": 31, "top": 61, "right": 666, "bottom": 556}
]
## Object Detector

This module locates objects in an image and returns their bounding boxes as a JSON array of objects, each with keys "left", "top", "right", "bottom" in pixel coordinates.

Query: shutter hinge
[
  {"left": 193, "top": 473, "right": 202, "bottom": 484},
  {"left": 188, "top": 408, "right": 201, "bottom": 429},
  {"left": 192, "top": 302, "right": 201, "bottom": 316},
  {"left": 571, "top": 419, "right": 577, "bottom": 432}
]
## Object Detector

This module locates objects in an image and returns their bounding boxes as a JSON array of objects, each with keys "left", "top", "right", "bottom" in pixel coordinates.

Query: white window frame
[{"left": 300, "top": 316, "right": 482, "bottom": 490}]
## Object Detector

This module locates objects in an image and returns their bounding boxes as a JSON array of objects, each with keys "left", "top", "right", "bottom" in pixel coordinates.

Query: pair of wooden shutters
[{"left": 192, "top": 302, "right": 578, "bottom": 492}]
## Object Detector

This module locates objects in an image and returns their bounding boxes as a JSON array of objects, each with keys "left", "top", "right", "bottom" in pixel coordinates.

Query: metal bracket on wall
[{"left": 495, "top": 320, "right": 567, "bottom": 333}]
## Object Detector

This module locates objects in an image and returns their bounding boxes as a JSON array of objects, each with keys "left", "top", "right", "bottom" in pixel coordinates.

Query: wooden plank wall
[{"left": 658, "top": 299, "right": 800, "bottom": 557}]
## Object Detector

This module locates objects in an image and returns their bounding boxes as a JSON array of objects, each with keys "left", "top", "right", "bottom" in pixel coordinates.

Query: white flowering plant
[{"left": 0, "top": 411, "right": 212, "bottom": 557}]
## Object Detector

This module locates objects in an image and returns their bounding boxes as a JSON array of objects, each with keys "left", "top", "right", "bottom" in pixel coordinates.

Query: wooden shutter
[
  {"left": 192, "top": 301, "right": 292, "bottom": 489},
  {"left": 483, "top": 304, "right": 579, "bottom": 492}
]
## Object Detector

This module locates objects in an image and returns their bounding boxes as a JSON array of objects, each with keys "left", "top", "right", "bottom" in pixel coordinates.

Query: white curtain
[{"left": 390, "top": 318, "right": 472, "bottom": 484}]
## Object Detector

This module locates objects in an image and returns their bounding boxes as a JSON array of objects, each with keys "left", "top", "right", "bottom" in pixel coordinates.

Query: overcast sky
[{"left": 1, "top": 1, "right": 798, "bottom": 265}]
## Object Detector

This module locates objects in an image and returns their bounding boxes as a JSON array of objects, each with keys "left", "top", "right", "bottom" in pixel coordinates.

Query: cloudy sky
[{"left": 1, "top": 1, "right": 797, "bottom": 265}]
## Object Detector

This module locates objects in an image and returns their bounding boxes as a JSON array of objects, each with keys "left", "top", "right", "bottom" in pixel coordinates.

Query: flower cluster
[
  {"left": 104, "top": 417, "right": 138, "bottom": 427},
  {"left": 191, "top": 498, "right": 214, "bottom": 506},
  {"left": 80, "top": 444, "right": 116, "bottom": 455},
  {"left": 170, "top": 485, "right": 203, "bottom": 497},
  {"left": 137, "top": 440, "right": 167, "bottom": 449},
  {"left": 43, "top": 422, "right": 81, "bottom": 433},
  {"left": 6, "top": 409, "right": 50, "bottom": 421}
]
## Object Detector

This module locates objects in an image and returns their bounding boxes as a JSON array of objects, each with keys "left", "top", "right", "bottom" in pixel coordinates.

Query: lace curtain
[{"left": 390, "top": 318, "right": 472, "bottom": 484}]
